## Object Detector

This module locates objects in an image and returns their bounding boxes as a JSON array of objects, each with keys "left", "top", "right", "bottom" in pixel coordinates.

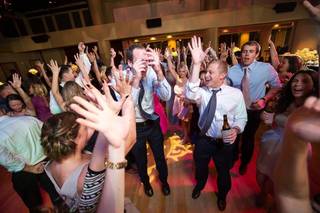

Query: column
[
  {"left": 97, "top": 40, "right": 111, "bottom": 65},
  {"left": 87, "top": 0, "right": 104, "bottom": 25},
  {"left": 203, "top": 28, "right": 219, "bottom": 51}
]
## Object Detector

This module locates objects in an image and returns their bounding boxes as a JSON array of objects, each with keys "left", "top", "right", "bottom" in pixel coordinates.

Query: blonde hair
[{"left": 30, "top": 83, "right": 48, "bottom": 97}]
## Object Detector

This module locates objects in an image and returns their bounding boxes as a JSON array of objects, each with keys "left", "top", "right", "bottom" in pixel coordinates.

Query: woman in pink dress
[{"left": 166, "top": 49, "right": 193, "bottom": 144}]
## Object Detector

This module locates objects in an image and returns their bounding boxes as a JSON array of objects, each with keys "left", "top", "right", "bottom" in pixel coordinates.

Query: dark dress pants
[
  {"left": 12, "top": 170, "right": 61, "bottom": 210},
  {"left": 131, "top": 118, "right": 168, "bottom": 185},
  {"left": 193, "top": 136, "right": 234, "bottom": 199},
  {"left": 239, "top": 109, "right": 262, "bottom": 166}
]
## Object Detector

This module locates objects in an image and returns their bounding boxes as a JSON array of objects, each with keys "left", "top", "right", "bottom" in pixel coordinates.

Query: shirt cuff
[{"left": 187, "top": 80, "right": 200, "bottom": 92}]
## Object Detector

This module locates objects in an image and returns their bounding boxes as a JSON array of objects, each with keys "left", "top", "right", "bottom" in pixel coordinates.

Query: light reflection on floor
[{"left": 147, "top": 135, "right": 193, "bottom": 183}]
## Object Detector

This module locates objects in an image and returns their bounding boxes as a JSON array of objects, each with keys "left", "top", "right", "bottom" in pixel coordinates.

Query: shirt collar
[
  {"left": 206, "top": 84, "right": 226, "bottom": 92},
  {"left": 241, "top": 60, "right": 257, "bottom": 71}
]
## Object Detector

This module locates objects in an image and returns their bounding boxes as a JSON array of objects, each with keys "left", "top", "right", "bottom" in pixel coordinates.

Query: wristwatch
[{"left": 105, "top": 160, "right": 128, "bottom": 170}]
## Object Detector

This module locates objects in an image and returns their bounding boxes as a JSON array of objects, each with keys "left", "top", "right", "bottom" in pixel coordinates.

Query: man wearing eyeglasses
[{"left": 228, "top": 41, "right": 281, "bottom": 175}]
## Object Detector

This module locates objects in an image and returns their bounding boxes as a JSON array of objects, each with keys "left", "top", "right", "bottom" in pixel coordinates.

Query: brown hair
[
  {"left": 61, "top": 81, "right": 85, "bottom": 110},
  {"left": 241, "top": 41, "right": 261, "bottom": 54},
  {"left": 41, "top": 112, "right": 80, "bottom": 161}
]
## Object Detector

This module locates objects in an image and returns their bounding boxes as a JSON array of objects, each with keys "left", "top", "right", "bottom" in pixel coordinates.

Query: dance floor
[{"left": 0, "top": 124, "right": 276, "bottom": 213}]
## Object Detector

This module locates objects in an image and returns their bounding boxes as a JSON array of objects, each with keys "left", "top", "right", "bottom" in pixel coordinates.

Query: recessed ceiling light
[
  {"left": 222, "top": 29, "right": 229, "bottom": 33},
  {"left": 167, "top": 35, "right": 172, "bottom": 39},
  {"left": 273, "top": 24, "right": 279, "bottom": 28},
  {"left": 150, "top": 37, "right": 156, "bottom": 41},
  {"left": 134, "top": 39, "right": 139, "bottom": 43}
]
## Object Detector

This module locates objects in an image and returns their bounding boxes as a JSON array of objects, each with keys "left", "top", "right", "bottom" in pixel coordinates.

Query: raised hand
[
  {"left": 35, "top": 60, "right": 45, "bottom": 70},
  {"left": 188, "top": 36, "right": 205, "bottom": 65},
  {"left": 70, "top": 84, "right": 131, "bottom": 148},
  {"left": 9, "top": 73, "right": 22, "bottom": 89},
  {"left": 203, "top": 41, "right": 210, "bottom": 55},
  {"left": 118, "top": 51, "right": 124, "bottom": 57},
  {"left": 230, "top": 42, "right": 236, "bottom": 51},
  {"left": 93, "top": 45, "right": 98, "bottom": 53},
  {"left": 286, "top": 96, "right": 320, "bottom": 143},
  {"left": 164, "top": 47, "right": 172, "bottom": 60},
  {"left": 87, "top": 52, "right": 96, "bottom": 63},
  {"left": 74, "top": 53, "right": 85, "bottom": 69},
  {"left": 220, "top": 42, "right": 228, "bottom": 61},
  {"left": 47, "top": 59, "right": 60, "bottom": 75},
  {"left": 110, "top": 48, "right": 116, "bottom": 59},
  {"left": 303, "top": 0, "right": 320, "bottom": 23},
  {"left": 132, "top": 58, "right": 147, "bottom": 81},
  {"left": 78, "top": 42, "right": 85, "bottom": 53},
  {"left": 146, "top": 47, "right": 160, "bottom": 67},
  {"left": 113, "top": 65, "right": 132, "bottom": 98}
]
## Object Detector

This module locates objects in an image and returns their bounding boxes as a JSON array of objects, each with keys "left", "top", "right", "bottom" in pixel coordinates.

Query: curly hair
[
  {"left": 41, "top": 112, "right": 80, "bottom": 161},
  {"left": 275, "top": 70, "right": 318, "bottom": 114}
]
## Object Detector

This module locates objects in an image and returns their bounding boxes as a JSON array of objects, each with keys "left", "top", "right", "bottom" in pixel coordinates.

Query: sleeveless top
[{"left": 45, "top": 162, "right": 89, "bottom": 212}]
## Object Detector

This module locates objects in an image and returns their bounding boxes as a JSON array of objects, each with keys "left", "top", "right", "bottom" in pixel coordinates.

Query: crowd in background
[{"left": 0, "top": 1, "right": 320, "bottom": 212}]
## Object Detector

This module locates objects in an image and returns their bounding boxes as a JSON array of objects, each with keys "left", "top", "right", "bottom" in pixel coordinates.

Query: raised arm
[
  {"left": 185, "top": 36, "right": 206, "bottom": 104},
  {"left": 92, "top": 45, "right": 101, "bottom": 60},
  {"left": 303, "top": 0, "right": 320, "bottom": 23},
  {"left": 35, "top": 61, "right": 52, "bottom": 88},
  {"left": 110, "top": 48, "right": 116, "bottom": 68},
  {"left": 219, "top": 43, "right": 228, "bottom": 62},
  {"left": 188, "top": 36, "right": 205, "bottom": 84},
  {"left": 230, "top": 42, "right": 238, "bottom": 66},
  {"left": 176, "top": 47, "right": 181, "bottom": 68},
  {"left": 74, "top": 53, "right": 91, "bottom": 84},
  {"left": 47, "top": 60, "right": 66, "bottom": 111},
  {"left": 146, "top": 47, "right": 171, "bottom": 101},
  {"left": 9, "top": 74, "right": 36, "bottom": 115},
  {"left": 165, "top": 48, "right": 179, "bottom": 81},
  {"left": 268, "top": 35, "right": 280, "bottom": 69},
  {"left": 274, "top": 96, "right": 320, "bottom": 213},
  {"left": 88, "top": 52, "right": 102, "bottom": 85},
  {"left": 70, "top": 76, "right": 135, "bottom": 213}
]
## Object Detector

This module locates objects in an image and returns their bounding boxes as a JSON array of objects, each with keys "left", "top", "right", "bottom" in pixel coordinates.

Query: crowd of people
[{"left": 0, "top": 0, "right": 320, "bottom": 212}]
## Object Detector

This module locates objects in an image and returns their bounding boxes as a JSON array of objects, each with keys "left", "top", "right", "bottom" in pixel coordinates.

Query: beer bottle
[
  {"left": 222, "top": 114, "right": 231, "bottom": 145},
  {"left": 222, "top": 114, "right": 231, "bottom": 131}
]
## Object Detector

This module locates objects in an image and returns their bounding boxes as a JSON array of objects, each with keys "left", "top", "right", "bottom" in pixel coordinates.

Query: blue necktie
[{"left": 199, "top": 88, "right": 221, "bottom": 135}]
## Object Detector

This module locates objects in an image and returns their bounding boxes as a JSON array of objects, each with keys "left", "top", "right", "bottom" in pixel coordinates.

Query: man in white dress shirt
[
  {"left": 128, "top": 44, "right": 172, "bottom": 197},
  {"left": 186, "top": 36, "right": 247, "bottom": 211}
]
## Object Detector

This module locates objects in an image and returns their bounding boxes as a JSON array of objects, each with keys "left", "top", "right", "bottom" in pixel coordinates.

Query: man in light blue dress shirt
[
  {"left": 228, "top": 41, "right": 281, "bottom": 175},
  {"left": 128, "top": 44, "right": 172, "bottom": 197}
]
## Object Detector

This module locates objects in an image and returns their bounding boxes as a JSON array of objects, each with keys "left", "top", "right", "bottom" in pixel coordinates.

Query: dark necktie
[
  {"left": 138, "top": 80, "right": 158, "bottom": 120},
  {"left": 199, "top": 88, "right": 221, "bottom": 135},
  {"left": 241, "top": 67, "right": 251, "bottom": 108}
]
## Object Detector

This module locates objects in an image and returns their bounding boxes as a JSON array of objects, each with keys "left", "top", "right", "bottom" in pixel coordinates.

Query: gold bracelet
[{"left": 105, "top": 160, "right": 127, "bottom": 170}]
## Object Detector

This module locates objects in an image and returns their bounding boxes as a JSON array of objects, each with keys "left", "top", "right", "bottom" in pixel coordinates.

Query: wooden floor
[{"left": 1, "top": 124, "right": 312, "bottom": 213}]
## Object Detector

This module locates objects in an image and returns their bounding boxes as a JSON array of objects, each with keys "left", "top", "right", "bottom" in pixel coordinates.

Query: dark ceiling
[{"left": 1, "top": 0, "right": 86, "bottom": 14}]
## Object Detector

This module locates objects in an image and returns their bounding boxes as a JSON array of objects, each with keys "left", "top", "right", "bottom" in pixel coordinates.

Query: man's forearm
[
  {"left": 154, "top": 65, "right": 165, "bottom": 81},
  {"left": 190, "top": 63, "right": 201, "bottom": 83}
]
